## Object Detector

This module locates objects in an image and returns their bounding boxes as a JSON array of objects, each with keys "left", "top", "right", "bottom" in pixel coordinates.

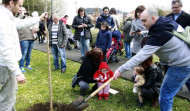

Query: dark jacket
[
  {"left": 141, "top": 64, "right": 164, "bottom": 95},
  {"left": 72, "top": 14, "right": 93, "bottom": 40},
  {"left": 95, "top": 30, "right": 112, "bottom": 51},
  {"left": 76, "top": 56, "right": 99, "bottom": 84},
  {"left": 48, "top": 20, "right": 68, "bottom": 47},
  {"left": 122, "top": 17, "right": 133, "bottom": 43},
  {"left": 95, "top": 13, "right": 115, "bottom": 29},
  {"left": 167, "top": 11, "right": 190, "bottom": 28}
]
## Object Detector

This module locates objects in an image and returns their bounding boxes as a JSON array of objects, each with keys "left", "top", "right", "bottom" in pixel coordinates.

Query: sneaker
[
  {"left": 26, "top": 65, "right": 33, "bottom": 70},
  {"left": 20, "top": 67, "right": 26, "bottom": 73},
  {"left": 104, "top": 97, "right": 109, "bottom": 100}
]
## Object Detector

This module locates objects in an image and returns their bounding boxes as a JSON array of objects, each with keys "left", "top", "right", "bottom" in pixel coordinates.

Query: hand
[
  {"left": 95, "top": 78, "right": 100, "bottom": 81},
  {"left": 61, "top": 45, "right": 65, "bottom": 48},
  {"left": 78, "top": 25, "right": 84, "bottom": 28},
  {"left": 83, "top": 24, "right": 87, "bottom": 27},
  {"left": 136, "top": 31, "right": 141, "bottom": 36},
  {"left": 107, "top": 48, "right": 109, "bottom": 51},
  {"left": 113, "top": 69, "right": 122, "bottom": 80},
  {"left": 40, "top": 12, "right": 48, "bottom": 21},
  {"left": 109, "top": 26, "right": 111, "bottom": 29},
  {"left": 130, "top": 31, "right": 135, "bottom": 35},
  {"left": 16, "top": 74, "right": 26, "bottom": 84}
]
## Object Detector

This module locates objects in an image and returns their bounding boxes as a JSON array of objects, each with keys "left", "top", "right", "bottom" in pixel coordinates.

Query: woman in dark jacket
[
  {"left": 72, "top": 7, "right": 94, "bottom": 60},
  {"left": 140, "top": 55, "right": 164, "bottom": 107},
  {"left": 72, "top": 48, "right": 103, "bottom": 96}
]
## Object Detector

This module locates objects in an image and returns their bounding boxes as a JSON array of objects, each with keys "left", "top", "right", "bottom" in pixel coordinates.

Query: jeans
[
  {"left": 78, "top": 80, "right": 89, "bottom": 90},
  {"left": 159, "top": 65, "right": 190, "bottom": 111},
  {"left": 124, "top": 42, "right": 131, "bottom": 58},
  {"left": 19, "top": 40, "right": 34, "bottom": 68},
  {"left": 51, "top": 44, "right": 66, "bottom": 70},
  {"left": 0, "top": 66, "right": 17, "bottom": 111},
  {"left": 80, "top": 36, "right": 90, "bottom": 57}
]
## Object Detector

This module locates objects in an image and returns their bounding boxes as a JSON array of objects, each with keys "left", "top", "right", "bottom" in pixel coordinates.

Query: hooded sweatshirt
[{"left": 118, "top": 16, "right": 190, "bottom": 73}]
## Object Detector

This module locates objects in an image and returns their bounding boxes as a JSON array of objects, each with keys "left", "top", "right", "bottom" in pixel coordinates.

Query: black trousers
[{"left": 141, "top": 88, "right": 158, "bottom": 99}]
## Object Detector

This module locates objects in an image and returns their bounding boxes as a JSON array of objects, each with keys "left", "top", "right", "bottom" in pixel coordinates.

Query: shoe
[
  {"left": 26, "top": 65, "right": 33, "bottom": 70},
  {"left": 61, "top": 69, "right": 66, "bottom": 73},
  {"left": 98, "top": 97, "right": 102, "bottom": 100},
  {"left": 52, "top": 67, "right": 60, "bottom": 71},
  {"left": 80, "top": 88, "right": 85, "bottom": 96},
  {"left": 20, "top": 67, "right": 26, "bottom": 73},
  {"left": 137, "top": 102, "right": 143, "bottom": 107},
  {"left": 104, "top": 97, "right": 109, "bottom": 100}
]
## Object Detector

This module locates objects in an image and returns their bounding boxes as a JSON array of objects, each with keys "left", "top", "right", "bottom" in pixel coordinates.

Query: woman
[
  {"left": 72, "top": 48, "right": 103, "bottom": 96},
  {"left": 130, "top": 5, "right": 146, "bottom": 56},
  {"left": 140, "top": 55, "right": 164, "bottom": 107},
  {"left": 72, "top": 7, "right": 94, "bottom": 61},
  {"left": 109, "top": 7, "right": 120, "bottom": 32}
]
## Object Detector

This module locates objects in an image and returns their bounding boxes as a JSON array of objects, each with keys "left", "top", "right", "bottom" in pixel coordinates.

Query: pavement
[{"left": 33, "top": 41, "right": 190, "bottom": 101}]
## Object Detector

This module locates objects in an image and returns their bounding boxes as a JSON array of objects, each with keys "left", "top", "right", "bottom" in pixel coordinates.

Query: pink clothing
[
  {"left": 60, "top": 17, "right": 67, "bottom": 24},
  {"left": 97, "top": 82, "right": 110, "bottom": 97}
]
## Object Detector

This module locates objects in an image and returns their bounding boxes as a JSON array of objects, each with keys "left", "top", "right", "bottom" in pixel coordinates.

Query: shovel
[{"left": 67, "top": 77, "right": 114, "bottom": 111}]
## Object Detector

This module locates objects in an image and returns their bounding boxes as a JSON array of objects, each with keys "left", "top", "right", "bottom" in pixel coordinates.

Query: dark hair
[
  {"left": 135, "top": 66, "right": 144, "bottom": 75},
  {"left": 135, "top": 5, "right": 146, "bottom": 19},
  {"left": 101, "top": 21, "right": 109, "bottom": 30},
  {"left": 103, "top": 6, "right": 109, "bottom": 11},
  {"left": 109, "top": 8, "right": 117, "bottom": 15},
  {"left": 85, "top": 48, "right": 103, "bottom": 64},
  {"left": 78, "top": 7, "right": 85, "bottom": 16},
  {"left": 2, "top": 0, "right": 18, "bottom": 5},
  {"left": 172, "top": 0, "right": 182, "bottom": 6},
  {"left": 141, "top": 55, "right": 153, "bottom": 69},
  {"left": 64, "top": 15, "right": 68, "bottom": 18}
]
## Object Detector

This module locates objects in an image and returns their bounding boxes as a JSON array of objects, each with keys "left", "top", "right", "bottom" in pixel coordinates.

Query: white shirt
[{"left": 0, "top": 5, "right": 40, "bottom": 75}]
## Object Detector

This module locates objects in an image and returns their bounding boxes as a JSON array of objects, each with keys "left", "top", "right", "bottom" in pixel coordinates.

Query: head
[
  {"left": 171, "top": 0, "right": 182, "bottom": 14},
  {"left": 140, "top": 8, "right": 159, "bottom": 30},
  {"left": 3, "top": 0, "right": 24, "bottom": 16},
  {"left": 78, "top": 7, "right": 85, "bottom": 17},
  {"left": 31, "top": 11, "right": 38, "bottom": 17},
  {"left": 52, "top": 13, "right": 60, "bottom": 24},
  {"left": 103, "top": 6, "right": 109, "bottom": 16},
  {"left": 85, "top": 48, "right": 103, "bottom": 64},
  {"left": 135, "top": 5, "right": 146, "bottom": 19},
  {"left": 99, "top": 62, "right": 109, "bottom": 73},
  {"left": 17, "top": 6, "right": 25, "bottom": 18},
  {"left": 134, "top": 66, "right": 144, "bottom": 75},
  {"left": 64, "top": 15, "right": 68, "bottom": 20},
  {"left": 109, "top": 8, "right": 116, "bottom": 15},
  {"left": 101, "top": 21, "right": 109, "bottom": 31},
  {"left": 141, "top": 55, "right": 153, "bottom": 69}
]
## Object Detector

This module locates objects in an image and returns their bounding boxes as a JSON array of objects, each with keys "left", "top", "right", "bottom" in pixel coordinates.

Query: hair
[
  {"left": 135, "top": 5, "right": 146, "bottom": 19},
  {"left": 64, "top": 15, "right": 68, "bottom": 18},
  {"left": 135, "top": 66, "right": 144, "bottom": 75},
  {"left": 52, "top": 13, "right": 59, "bottom": 19},
  {"left": 145, "top": 8, "right": 159, "bottom": 18},
  {"left": 85, "top": 48, "right": 103, "bottom": 65},
  {"left": 109, "top": 8, "right": 116, "bottom": 15},
  {"left": 172, "top": 0, "right": 182, "bottom": 7},
  {"left": 78, "top": 7, "right": 85, "bottom": 16},
  {"left": 101, "top": 21, "right": 109, "bottom": 30},
  {"left": 141, "top": 55, "right": 153, "bottom": 69},
  {"left": 103, "top": 6, "right": 109, "bottom": 11},
  {"left": 2, "top": 0, "right": 18, "bottom": 5}
]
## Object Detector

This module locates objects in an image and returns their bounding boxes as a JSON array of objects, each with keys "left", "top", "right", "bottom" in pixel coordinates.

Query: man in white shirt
[{"left": 0, "top": 0, "right": 46, "bottom": 110}]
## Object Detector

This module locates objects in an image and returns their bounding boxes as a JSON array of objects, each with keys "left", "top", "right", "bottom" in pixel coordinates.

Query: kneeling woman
[{"left": 72, "top": 48, "right": 103, "bottom": 96}]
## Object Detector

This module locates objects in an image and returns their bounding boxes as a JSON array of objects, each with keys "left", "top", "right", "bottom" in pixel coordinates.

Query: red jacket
[{"left": 93, "top": 62, "right": 114, "bottom": 83}]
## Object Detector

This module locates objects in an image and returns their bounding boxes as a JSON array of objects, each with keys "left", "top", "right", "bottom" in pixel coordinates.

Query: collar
[
  {"left": 53, "top": 21, "right": 59, "bottom": 25},
  {"left": 0, "top": 5, "right": 14, "bottom": 20},
  {"left": 174, "top": 11, "right": 182, "bottom": 16}
]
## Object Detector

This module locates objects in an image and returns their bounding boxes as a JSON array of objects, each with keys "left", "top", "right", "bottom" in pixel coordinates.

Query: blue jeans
[
  {"left": 19, "top": 40, "right": 34, "bottom": 68},
  {"left": 159, "top": 65, "right": 190, "bottom": 111},
  {"left": 51, "top": 44, "right": 66, "bottom": 70},
  {"left": 78, "top": 81, "right": 89, "bottom": 90},
  {"left": 80, "top": 36, "right": 90, "bottom": 57},
  {"left": 124, "top": 42, "right": 131, "bottom": 58}
]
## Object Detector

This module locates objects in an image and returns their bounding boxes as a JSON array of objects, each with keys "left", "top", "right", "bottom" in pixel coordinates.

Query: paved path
[{"left": 33, "top": 41, "right": 189, "bottom": 101}]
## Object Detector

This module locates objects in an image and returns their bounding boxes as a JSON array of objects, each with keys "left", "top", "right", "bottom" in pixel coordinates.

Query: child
[
  {"left": 95, "top": 21, "right": 112, "bottom": 62},
  {"left": 93, "top": 62, "right": 114, "bottom": 100},
  {"left": 133, "top": 66, "right": 145, "bottom": 106}
]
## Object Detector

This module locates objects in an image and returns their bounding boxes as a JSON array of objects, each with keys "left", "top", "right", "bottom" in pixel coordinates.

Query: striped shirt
[{"left": 51, "top": 22, "right": 59, "bottom": 44}]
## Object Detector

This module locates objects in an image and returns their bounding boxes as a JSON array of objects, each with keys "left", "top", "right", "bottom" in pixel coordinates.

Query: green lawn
[{"left": 16, "top": 50, "right": 190, "bottom": 111}]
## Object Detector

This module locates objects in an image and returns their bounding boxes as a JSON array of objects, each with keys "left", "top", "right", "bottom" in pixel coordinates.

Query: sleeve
[
  {"left": 130, "top": 20, "right": 136, "bottom": 32},
  {"left": 95, "top": 31, "right": 100, "bottom": 46},
  {"left": 109, "top": 70, "right": 114, "bottom": 78},
  {"left": 86, "top": 17, "right": 94, "bottom": 29},
  {"left": 93, "top": 70, "right": 99, "bottom": 79},
  {"left": 110, "top": 17, "right": 115, "bottom": 29},
  {"left": 141, "top": 69, "right": 157, "bottom": 88},
  {"left": 14, "top": 17, "right": 40, "bottom": 29},
  {"left": 123, "top": 21, "right": 131, "bottom": 32},
  {"left": 95, "top": 17, "right": 101, "bottom": 29},
  {"left": 118, "top": 45, "right": 161, "bottom": 74},
  {"left": 107, "top": 31, "right": 112, "bottom": 49},
  {"left": 62, "top": 23, "right": 68, "bottom": 46},
  {"left": 72, "top": 17, "right": 79, "bottom": 29},
  {"left": 134, "top": 76, "right": 145, "bottom": 87}
]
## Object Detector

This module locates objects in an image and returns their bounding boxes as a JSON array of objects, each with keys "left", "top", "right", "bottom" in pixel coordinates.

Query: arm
[
  {"left": 61, "top": 23, "right": 68, "bottom": 47},
  {"left": 134, "top": 76, "right": 145, "bottom": 87},
  {"left": 95, "top": 32, "right": 100, "bottom": 47},
  {"left": 72, "top": 17, "right": 79, "bottom": 29},
  {"left": 15, "top": 17, "right": 40, "bottom": 29},
  {"left": 86, "top": 17, "right": 94, "bottom": 29},
  {"left": 122, "top": 21, "right": 131, "bottom": 32},
  {"left": 107, "top": 31, "right": 112, "bottom": 49},
  {"left": 110, "top": 17, "right": 115, "bottom": 29},
  {"left": 95, "top": 17, "right": 101, "bottom": 29}
]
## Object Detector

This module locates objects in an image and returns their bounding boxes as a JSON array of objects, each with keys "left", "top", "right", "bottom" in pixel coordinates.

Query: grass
[{"left": 16, "top": 50, "right": 190, "bottom": 111}]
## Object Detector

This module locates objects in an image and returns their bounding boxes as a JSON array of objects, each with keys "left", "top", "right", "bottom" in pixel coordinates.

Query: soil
[{"left": 26, "top": 102, "right": 72, "bottom": 111}]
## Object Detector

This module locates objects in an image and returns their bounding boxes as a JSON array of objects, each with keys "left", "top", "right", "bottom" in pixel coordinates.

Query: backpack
[{"left": 167, "top": 26, "right": 190, "bottom": 47}]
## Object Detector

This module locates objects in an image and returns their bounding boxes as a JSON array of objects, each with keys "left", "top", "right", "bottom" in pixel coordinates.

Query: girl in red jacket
[{"left": 93, "top": 62, "right": 114, "bottom": 100}]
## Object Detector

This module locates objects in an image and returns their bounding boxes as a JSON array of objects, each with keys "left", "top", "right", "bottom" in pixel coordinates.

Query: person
[
  {"left": 17, "top": 9, "right": 38, "bottom": 73},
  {"left": 93, "top": 62, "right": 114, "bottom": 100},
  {"left": 30, "top": 11, "right": 39, "bottom": 40},
  {"left": 140, "top": 56, "right": 163, "bottom": 107},
  {"left": 113, "top": 8, "right": 190, "bottom": 111},
  {"left": 95, "top": 21, "right": 112, "bottom": 62},
  {"left": 167, "top": 0, "right": 190, "bottom": 29},
  {"left": 132, "top": 66, "right": 145, "bottom": 107},
  {"left": 60, "top": 15, "right": 68, "bottom": 24},
  {"left": 71, "top": 48, "right": 103, "bottom": 96},
  {"left": 109, "top": 7, "right": 120, "bottom": 32},
  {"left": 95, "top": 6, "right": 115, "bottom": 30},
  {"left": 48, "top": 13, "right": 68, "bottom": 73},
  {"left": 0, "top": 0, "right": 46, "bottom": 110},
  {"left": 122, "top": 14, "right": 133, "bottom": 59},
  {"left": 72, "top": 7, "right": 93, "bottom": 61},
  {"left": 130, "top": 5, "right": 146, "bottom": 56}
]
